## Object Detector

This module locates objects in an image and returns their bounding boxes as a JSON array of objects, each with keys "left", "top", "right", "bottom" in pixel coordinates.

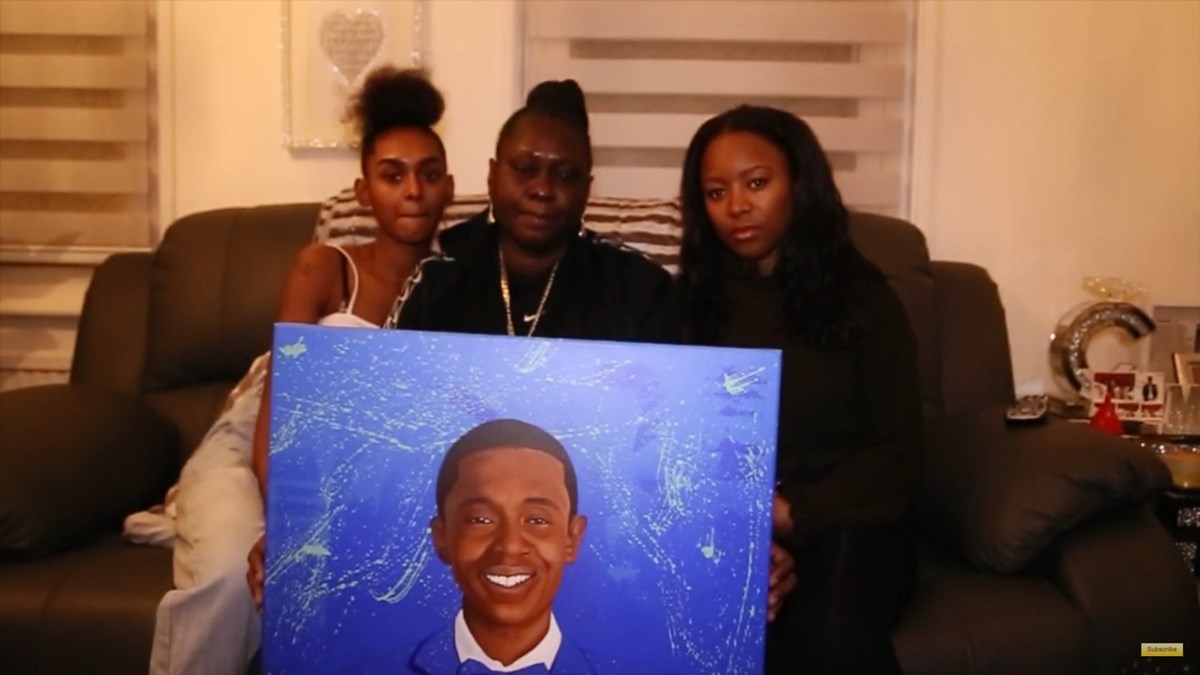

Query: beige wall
[
  {"left": 911, "top": 0, "right": 1200, "bottom": 396},
  {"left": 163, "top": 0, "right": 520, "bottom": 222}
]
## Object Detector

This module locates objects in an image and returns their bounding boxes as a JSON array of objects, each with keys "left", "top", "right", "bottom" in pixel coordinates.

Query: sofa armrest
[
  {"left": 0, "top": 384, "right": 179, "bottom": 559},
  {"left": 1043, "top": 505, "right": 1200, "bottom": 672},
  {"left": 72, "top": 251, "right": 153, "bottom": 394},
  {"left": 917, "top": 405, "right": 1168, "bottom": 573}
]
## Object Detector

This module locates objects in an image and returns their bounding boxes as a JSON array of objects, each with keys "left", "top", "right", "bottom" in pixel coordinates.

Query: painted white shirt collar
[{"left": 453, "top": 609, "right": 561, "bottom": 672}]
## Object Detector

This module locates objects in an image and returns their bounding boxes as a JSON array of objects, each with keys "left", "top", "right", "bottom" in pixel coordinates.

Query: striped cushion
[{"left": 313, "top": 189, "right": 683, "bottom": 272}]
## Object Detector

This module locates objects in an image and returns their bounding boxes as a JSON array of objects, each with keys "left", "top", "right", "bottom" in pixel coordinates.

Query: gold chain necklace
[{"left": 499, "top": 246, "right": 560, "bottom": 337}]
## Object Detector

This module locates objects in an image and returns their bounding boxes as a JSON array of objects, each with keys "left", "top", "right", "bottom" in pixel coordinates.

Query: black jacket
[
  {"left": 396, "top": 210, "right": 682, "bottom": 344},
  {"left": 713, "top": 265, "right": 922, "bottom": 540}
]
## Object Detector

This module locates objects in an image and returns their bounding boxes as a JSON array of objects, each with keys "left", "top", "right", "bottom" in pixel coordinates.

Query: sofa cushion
[
  {"left": 145, "top": 382, "right": 238, "bottom": 466},
  {"left": 0, "top": 385, "right": 179, "bottom": 558},
  {"left": 893, "top": 572, "right": 1093, "bottom": 675},
  {"left": 71, "top": 251, "right": 153, "bottom": 396},
  {"left": 142, "top": 204, "right": 317, "bottom": 392},
  {"left": 0, "top": 532, "right": 172, "bottom": 675},
  {"left": 929, "top": 261, "right": 1015, "bottom": 415},
  {"left": 1045, "top": 506, "right": 1200, "bottom": 671},
  {"left": 315, "top": 190, "right": 684, "bottom": 269},
  {"left": 847, "top": 212, "right": 941, "bottom": 419},
  {"left": 314, "top": 188, "right": 488, "bottom": 247},
  {"left": 918, "top": 407, "right": 1169, "bottom": 574}
]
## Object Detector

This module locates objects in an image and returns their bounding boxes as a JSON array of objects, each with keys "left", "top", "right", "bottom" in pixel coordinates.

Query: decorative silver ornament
[
  {"left": 1179, "top": 506, "right": 1200, "bottom": 530},
  {"left": 1049, "top": 301, "right": 1155, "bottom": 394}
]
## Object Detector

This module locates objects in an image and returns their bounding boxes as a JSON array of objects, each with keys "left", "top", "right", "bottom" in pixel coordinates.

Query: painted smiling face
[
  {"left": 699, "top": 130, "right": 794, "bottom": 276},
  {"left": 431, "top": 446, "right": 586, "bottom": 637}
]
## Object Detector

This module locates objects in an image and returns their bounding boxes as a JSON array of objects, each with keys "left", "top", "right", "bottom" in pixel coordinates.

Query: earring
[
  {"left": 487, "top": 201, "right": 495, "bottom": 224},
  {"left": 579, "top": 210, "right": 587, "bottom": 237}
]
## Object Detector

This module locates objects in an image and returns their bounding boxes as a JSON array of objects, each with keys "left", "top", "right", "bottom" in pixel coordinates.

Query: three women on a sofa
[{"left": 153, "top": 66, "right": 920, "bottom": 675}]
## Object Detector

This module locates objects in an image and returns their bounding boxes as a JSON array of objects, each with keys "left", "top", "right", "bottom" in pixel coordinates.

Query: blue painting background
[{"left": 264, "top": 325, "right": 781, "bottom": 675}]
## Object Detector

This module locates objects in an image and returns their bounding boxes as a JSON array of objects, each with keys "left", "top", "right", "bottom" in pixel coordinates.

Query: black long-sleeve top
[{"left": 713, "top": 265, "right": 923, "bottom": 542}]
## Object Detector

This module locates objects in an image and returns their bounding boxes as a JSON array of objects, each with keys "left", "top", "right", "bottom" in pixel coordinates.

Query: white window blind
[
  {"left": 0, "top": 0, "right": 156, "bottom": 263},
  {"left": 523, "top": 0, "right": 914, "bottom": 216},
  {"left": 0, "top": 0, "right": 156, "bottom": 388}
]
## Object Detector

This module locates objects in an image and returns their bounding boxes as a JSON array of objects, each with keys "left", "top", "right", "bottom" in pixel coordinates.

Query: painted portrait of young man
[
  {"left": 423, "top": 419, "right": 588, "bottom": 672},
  {"left": 263, "top": 327, "right": 781, "bottom": 675}
]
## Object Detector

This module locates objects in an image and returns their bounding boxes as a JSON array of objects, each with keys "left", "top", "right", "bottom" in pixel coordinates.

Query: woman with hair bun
[
  {"left": 145, "top": 66, "right": 455, "bottom": 675},
  {"left": 391, "top": 82, "right": 798, "bottom": 671},
  {"left": 394, "top": 79, "right": 679, "bottom": 342}
]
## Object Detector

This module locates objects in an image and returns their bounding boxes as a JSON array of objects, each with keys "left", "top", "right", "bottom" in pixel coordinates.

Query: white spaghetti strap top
[
  {"left": 327, "top": 243, "right": 361, "bottom": 313},
  {"left": 317, "top": 244, "right": 380, "bottom": 329}
]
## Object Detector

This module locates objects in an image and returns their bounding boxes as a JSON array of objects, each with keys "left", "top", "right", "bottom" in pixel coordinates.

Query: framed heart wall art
[{"left": 282, "top": 0, "right": 428, "bottom": 149}]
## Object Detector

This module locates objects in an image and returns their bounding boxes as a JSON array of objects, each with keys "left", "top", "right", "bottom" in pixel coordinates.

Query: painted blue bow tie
[{"left": 457, "top": 659, "right": 550, "bottom": 675}]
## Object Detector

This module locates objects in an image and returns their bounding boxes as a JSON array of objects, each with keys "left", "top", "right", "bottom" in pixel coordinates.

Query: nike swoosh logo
[{"left": 523, "top": 312, "right": 540, "bottom": 323}]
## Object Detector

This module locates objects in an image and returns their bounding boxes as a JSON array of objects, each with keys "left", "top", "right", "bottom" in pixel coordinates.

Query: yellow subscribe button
[{"left": 1141, "top": 643, "right": 1184, "bottom": 657}]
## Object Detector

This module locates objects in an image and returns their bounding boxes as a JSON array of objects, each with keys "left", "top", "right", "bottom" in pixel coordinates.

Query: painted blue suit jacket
[
  {"left": 349, "top": 621, "right": 664, "bottom": 674},
  {"left": 410, "top": 622, "right": 597, "bottom": 674}
]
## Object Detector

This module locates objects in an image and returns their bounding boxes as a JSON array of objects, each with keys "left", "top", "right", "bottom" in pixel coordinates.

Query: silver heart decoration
[{"left": 318, "top": 10, "right": 385, "bottom": 85}]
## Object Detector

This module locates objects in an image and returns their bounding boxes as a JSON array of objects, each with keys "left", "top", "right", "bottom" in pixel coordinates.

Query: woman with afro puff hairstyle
[{"left": 143, "top": 67, "right": 455, "bottom": 675}]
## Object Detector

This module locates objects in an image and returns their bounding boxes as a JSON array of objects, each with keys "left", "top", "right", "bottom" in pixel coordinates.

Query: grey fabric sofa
[{"left": 1, "top": 200, "right": 1195, "bottom": 675}]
